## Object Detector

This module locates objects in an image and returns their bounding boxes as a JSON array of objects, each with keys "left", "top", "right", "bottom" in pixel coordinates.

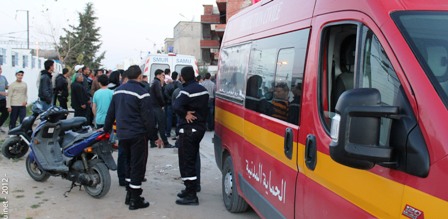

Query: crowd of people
[{"left": 0, "top": 60, "right": 216, "bottom": 210}]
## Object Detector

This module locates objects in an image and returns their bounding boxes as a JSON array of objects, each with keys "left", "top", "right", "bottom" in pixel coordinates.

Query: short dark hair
[
  {"left": 44, "top": 60, "right": 54, "bottom": 71},
  {"left": 155, "top": 69, "right": 164, "bottom": 76},
  {"left": 164, "top": 68, "right": 171, "bottom": 75},
  {"left": 125, "top": 65, "right": 142, "bottom": 80},
  {"left": 82, "top": 66, "right": 89, "bottom": 72},
  {"left": 205, "top": 72, "right": 211, "bottom": 79},
  {"left": 172, "top": 71, "right": 178, "bottom": 80},
  {"left": 142, "top": 75, "right": 148, "bottom": 79},
  {"left": 94, "top": 69, "right": 103, "bottom": 76},
  {"left": 62, "top": 68, "right": 69, "bottom": 75},
  {"left": 98, "top": 74, "right": 109, "bottom": 86},
  {"left": 181, "top": 66, "right": 195, "bottom": 83},
  {"left": 16, "top": 70, "right": 24, "bottom": 75}
]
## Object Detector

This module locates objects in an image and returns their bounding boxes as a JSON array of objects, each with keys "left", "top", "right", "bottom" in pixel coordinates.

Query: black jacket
[
  {"left": 71, "top": 81, "right": 89, "bottom": 111},
  {"left": 164, "top": 80, "right": 181, "bottom": 105},
  {"left": 38, "top": 70, "right": 53, "bottom": 104},
  {"left": 173, "top": 81, "right": 209, "bottom": 130},
  {"left": 104, "top": 80, "right": 158, "bottom": 141},
  {"left": 55, "top": 74, "right": 68, "bottom": 98},
  {"left": 150, "top": 78, "right": 165, "bottom": 108}
]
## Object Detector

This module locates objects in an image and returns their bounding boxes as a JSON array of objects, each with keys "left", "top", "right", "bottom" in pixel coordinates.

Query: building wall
[{"left": 173, "top": 22, "right": 202, "bottom": 60}]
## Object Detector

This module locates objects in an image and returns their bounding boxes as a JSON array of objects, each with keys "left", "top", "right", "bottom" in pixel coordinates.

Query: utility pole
[{"left": 16, "top": 10, "right": 29, "bottom": 49}]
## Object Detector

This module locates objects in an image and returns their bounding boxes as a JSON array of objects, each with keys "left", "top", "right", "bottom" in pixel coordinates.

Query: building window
[
  {"left": 0, "top": 48, "right": 6, "bottom": 65},
  {"left": 23, "top": 55, "right": 28, "bottom": 68},
  {"left": 12, "top": 52, "right": 18, "bottom": 67}
]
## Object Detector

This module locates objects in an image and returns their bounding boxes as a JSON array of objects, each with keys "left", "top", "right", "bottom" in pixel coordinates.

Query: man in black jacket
[
  {"left": 71, "top": 73, "right": 89, "bottom": 118},
  {"left": 149, "top": 69, "right": 173, "bottom": 148},
  {"left": 38, "top": 60, "right": 55, "bottom": 110},
  {"left": 55, "top": 68, "right": 69, "bottom": 109},
  {"left": 173, "top": 66, "right": 209, "bottom": 205},
  {"left": 104, "top": 65, "right": 161, "bottom": 210}
]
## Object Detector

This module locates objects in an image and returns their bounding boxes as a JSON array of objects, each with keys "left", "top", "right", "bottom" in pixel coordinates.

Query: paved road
[{"left": 0, "top": 131, "right": 260, "bottom": 219}]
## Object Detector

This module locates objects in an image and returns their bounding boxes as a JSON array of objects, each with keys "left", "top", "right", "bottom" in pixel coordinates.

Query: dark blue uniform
[
  {"left": 104, "top": 80, "right": 158, "bottom": 190},
  {"left": 173, "top": 80, "right": 209, "bottom": 199}
]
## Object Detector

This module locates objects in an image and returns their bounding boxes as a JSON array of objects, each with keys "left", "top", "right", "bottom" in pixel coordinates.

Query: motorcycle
[
  {"left": 25, "top": 106, "right": 116, "bottom": 198},
  {"left": 1, "top": 102, "right": 44, "bottom": 159}
]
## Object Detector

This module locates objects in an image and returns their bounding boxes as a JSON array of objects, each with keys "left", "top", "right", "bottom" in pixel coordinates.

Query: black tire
[
  {"left": 26, "top": 155, "right": 50, "bottom": 182},
  {"left": 84, "top": 162, "right": 111, "bottom": 199},
  {"left": 2, "top": 136, "right": 29, "bottom": 159},
  {"left": 222, "top": 156, "right": 249, "bottom": 213}
]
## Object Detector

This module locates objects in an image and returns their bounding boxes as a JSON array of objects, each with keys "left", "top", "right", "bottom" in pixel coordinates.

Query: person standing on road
[
  {"left": 173, "top": 66, "right": 209, "bottom": 205},
  {"left": 6, "top": 70, "right": 27, "bottom": 129},
  {"left": 200, "top": 72, "right": 216, "bottom": 131},
  {"left": 150, "top": 69, "right": 173, "bottom": 148},
  {"left": 38, "top": 60, "right": 55, "bottom": 111},
  {"left": 71, "top": 73, "right": 89, "bottom": 119},
  {"left": 92, "top": 75, "right": 113, "bottom": 129},
  {"left": 0, "top": 65, "right": 9, "bottom": 133},
  {"left": 104, "top": 65, "right": 161, "bottom": 210},
  {"left": 55, "top": 68, "right": 69, "bottom": 109}
]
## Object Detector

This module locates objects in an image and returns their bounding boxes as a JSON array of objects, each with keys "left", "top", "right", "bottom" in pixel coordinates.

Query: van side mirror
[{"left": 329, "top": 88, "right": 398, "bottom": 169}]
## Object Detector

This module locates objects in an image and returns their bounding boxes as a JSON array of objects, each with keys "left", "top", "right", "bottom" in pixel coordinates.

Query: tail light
[
  {"left": 84, "top": 146, "right": 93, "bottom": 153},
  {"left": 95, "top": 132, "right": 110, "bottom": 141}
]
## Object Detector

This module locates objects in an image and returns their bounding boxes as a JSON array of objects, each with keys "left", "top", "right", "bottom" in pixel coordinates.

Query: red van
[{"left": 213, "top": 0, "right": 448, "bottom": 218}]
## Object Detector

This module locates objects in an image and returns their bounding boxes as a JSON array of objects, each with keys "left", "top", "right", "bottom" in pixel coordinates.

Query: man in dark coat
[
  {"left": 71, "top": 73, "right": 89, "bottom": 118},
  {"left": 38, "top": 60, "right": 55, "bottom": 110}
]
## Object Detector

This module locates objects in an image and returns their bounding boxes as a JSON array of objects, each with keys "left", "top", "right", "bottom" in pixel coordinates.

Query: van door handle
[
  {"left": 284, "top": 128, "right": 293, "bottom": 159},
  {"left": 305, "top": 134, "right": 317, "bottom": 170}
]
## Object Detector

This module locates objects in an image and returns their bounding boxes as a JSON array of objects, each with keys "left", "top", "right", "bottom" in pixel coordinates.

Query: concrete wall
[{"left": 173, "top": 22, "right": 202, "bottom": 60}]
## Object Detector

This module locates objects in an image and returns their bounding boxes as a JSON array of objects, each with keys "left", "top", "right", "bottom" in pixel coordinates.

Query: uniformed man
[
  {"left": 173, "top": 66, "right": 209, "bottom": 205},
  {"left": 104, "top": 65, "right": 161, "bottom": 210}
]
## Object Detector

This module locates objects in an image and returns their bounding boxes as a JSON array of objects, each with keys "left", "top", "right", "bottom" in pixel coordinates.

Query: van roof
[{"left": 223, "top": 0, "right": 448, "bottom": 45}]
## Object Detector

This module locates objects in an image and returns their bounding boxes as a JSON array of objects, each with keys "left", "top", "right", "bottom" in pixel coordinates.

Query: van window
[
  {"left": 245, "top": 29, "right": 309, "bottom": 125},
  {"left": 150, "top": 64, "right": 169, "bottom": 78},
  {"left": 218, "top": 43, "right": 251, "bottom": 102},
  {"left": 392, "top": 11, "right": 448, "bottom": 107},
  {"left": 319, "top": 24, "right": 358, "bottom": 130},
  {"left": 175, "top": 64, "right": 190, "bottom": 73},
  {"left": 361, "top": 28, "right": 400, "bottom": 146},
  {"left": 319, "top": 24, "right": 401, "bottom": 144}
]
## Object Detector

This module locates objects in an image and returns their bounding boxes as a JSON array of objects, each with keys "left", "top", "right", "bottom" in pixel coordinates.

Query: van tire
[{"left": 222, "top": 156, "right": 249, "bottom": 213}]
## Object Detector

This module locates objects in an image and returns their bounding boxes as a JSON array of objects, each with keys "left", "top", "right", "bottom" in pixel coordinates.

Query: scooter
[
  {"left": 1, "top": 102, "right": 44, "bottom": 159},
  {"left": 25, "top": 106, "right": 116, "bottom": 198}
]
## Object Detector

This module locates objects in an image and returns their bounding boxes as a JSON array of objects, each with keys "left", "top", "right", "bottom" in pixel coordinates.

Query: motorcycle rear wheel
[
  {"left": 26, "top": 155, "right": 50, "bottom": 182},
  {"left": 2, "top": 136, "right": 29, "bottom": 159},
  {"left": 85, "top": 162, "right": 111, "bottom": 199}
]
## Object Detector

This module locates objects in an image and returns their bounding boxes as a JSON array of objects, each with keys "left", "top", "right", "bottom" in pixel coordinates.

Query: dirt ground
[{"left": 0, "top": 130, "right": 259, "bottom": 219}]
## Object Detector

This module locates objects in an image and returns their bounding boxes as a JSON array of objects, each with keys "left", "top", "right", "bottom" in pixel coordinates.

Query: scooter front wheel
[
  {"left": 2, "top": 136, "right": 29, "bottom": 159},
  {"left": 85, "top": 162, "right": 111, "bottom": 199},
  {"left": 26, "top": 155, "right": 50, "bottom": 182}
]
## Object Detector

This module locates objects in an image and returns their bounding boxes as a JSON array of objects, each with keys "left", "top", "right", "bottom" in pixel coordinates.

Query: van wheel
[{"left": 222, "top": 156, "right": 248, "bottom": 213}]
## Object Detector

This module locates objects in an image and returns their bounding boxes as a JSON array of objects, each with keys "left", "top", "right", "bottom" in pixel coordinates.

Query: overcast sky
[{"left": 0, "top": 0, "right": 217, "bottom": 69}]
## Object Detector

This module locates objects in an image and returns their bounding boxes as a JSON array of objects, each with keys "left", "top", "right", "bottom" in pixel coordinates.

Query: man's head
[
  {"left": 292, "top": 82, "right": 302, "bottom": 97},
  {"left": 95, "top": 69, "right": 104, "bottom": 77},
  {"left": 98, "top": 74, "right": 109, "bottom": 87},
  {"left": 125, "top": 65, "right": 142, "bottom": 81},
  {"left": 155, "top": 69, "right": 165, "bottom": 81},
  {"left": 164, "top": 68, "right": 171, "bottom": 75},
  {"left": 274, "top": 82, "right": 289, "bottom": 100},
  {"left": 205, "top": 72, "right": 211, "bottom": 80},
  {"left": 62, "top": 68, "right": 69, "bottom": 76},
  {"left": 180, "top": 66, "right": 195, "bottom": 83},
  {"left": 75, "top": 73, "right": 84, "bottom": 82},
  {"left": 16, "top": 70, "right": 24, "bottom": 82},
  {"left": 172, "top": 71, "right": 178, "bottom": 81},
  {"left": 74, "top": 64, "right": 84, "bottom": 73},
  {"left": 82, "top": 66, "right": 91, "bottom": 76},
  {"left": 44, "top": 60, "right": 55, "bottom": 72},
  {"left": 142, "top": 75, "right": 148, "bottom": 82}
]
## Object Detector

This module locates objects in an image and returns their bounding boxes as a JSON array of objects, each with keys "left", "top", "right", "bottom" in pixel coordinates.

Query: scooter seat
[
  {"left": 60, "top": 117, "right": 87, "bottom": 132},
  {"left": 61, "top": 131, "right": 93, "bottom": 149}
]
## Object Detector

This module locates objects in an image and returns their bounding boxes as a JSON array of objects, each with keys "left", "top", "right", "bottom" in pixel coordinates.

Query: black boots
[
  {"left": 176, "top": 180, "right": 199, "bottom": 205},
  {"left": 175, "top": 192, "right": 199, "bottom": 205},
  {"left": 128, "top": 188, "right": 150, "bottom": 210},
  {"left": 177, "top": 184, "right": 201, "bottom": 198}
]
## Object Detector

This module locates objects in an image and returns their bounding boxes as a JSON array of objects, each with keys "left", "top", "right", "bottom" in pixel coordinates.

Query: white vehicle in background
[{"left": 141, "top": 53, "right": 198, "bottom": 79}]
